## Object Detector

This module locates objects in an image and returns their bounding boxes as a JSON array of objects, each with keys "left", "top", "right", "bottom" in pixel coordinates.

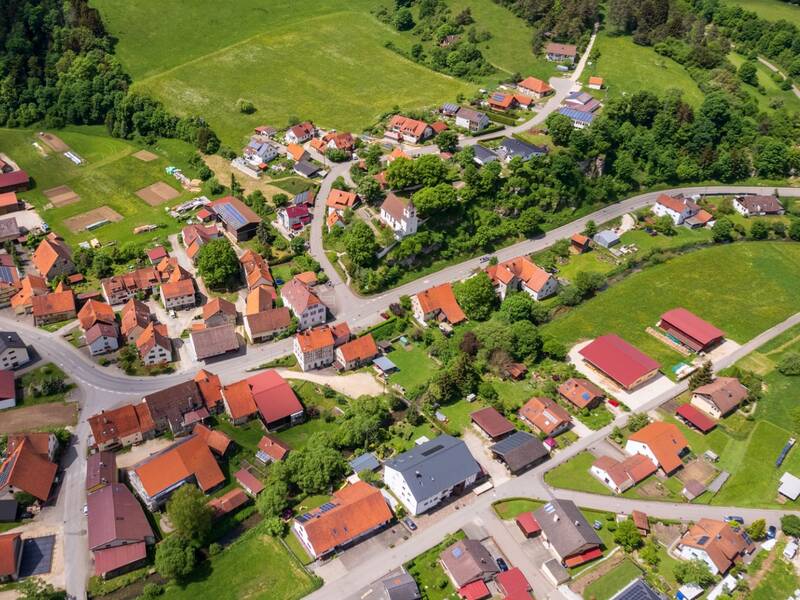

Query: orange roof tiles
[
  {"left": 207, "top": 488, "right": 248, "bottom": 518},
  {"left": 135, "top": 323, "right": 170, "bottom": 357},
  {"left": 10, "top": 275, "right": 48, "bottom": 310},
  {"left": 258, "top": 434, "right": 290, "bottom": 461},
  {"left": 203, "top": 297, "right": 236, "bottom": 321},
  {"left": 32, "top": 236, "right": 71, "bottom": 278},
  {"left": 628, "top": 421, "right": 688, "bottom": 473},
  {"left": 0, "top": 533, "right": 21, "bottom": 578},
  {"left": 326, "top": 189, "right": 358, "bottom": 211},
  {"left": 133, "top": 435, "right": 223, "bottom": 496},
  {"left": 588, "top": 76, "right": 603, "bottom": 86},
  {"left": 120, "top": 299, "right": 150, "bottom": 338},
  {"left": 160, "top": 278, "right": 195, "bottom": 299},
  {"left": 0, "top": 439, "right": 57, "bottom": 501},
  {"left": 78, "top": 299, "right": 116, "bottom": 330},
  {"left": 387, "top": 115, "right": 429, "bottom": 139},
  {"left": 519, "top": 397, "right": 571, "bottom": 436},
  {"left": 296, "top": 326, "right": 335, "bottom": 353},
  {"left": 88, "top": 404, "right": 156, "bottom": 446},
  {"left": 31, "top": 290, "right": 75, "bottom": 318},
  {"left": 193, "top": 423, "right": 232, "bottom": 455},
  {"left": 558, "top": 377, "right": 605, "bottom": 409},
  {"left": 246, "top": 285, "right": 275, "bottom": 316},
  {"left": 222, "top": 380, "right": 258, "bottom": 420},
  {"left": 287, "top": 143, "right": 307, "bottom": 162},
  {"left": 294, "top": 271, "right": 318, "bottom": 286},
  {"left": 414, "top": 283, "right": 466, "bottom": 324},
  {"left": 337, "top": 334, "right": 378, "bottom": 364},
  {"left": 194, "top": 369, "right": 223, "bottom": 411},
  {"left": 519, "top": 76, "right": 553, "bottom": 94},
  {"left": 680, "top": 519, "right": 750, "bottom": 574},
  {"left": 486, "top": 256, "right": 551, "bottom": 293}
]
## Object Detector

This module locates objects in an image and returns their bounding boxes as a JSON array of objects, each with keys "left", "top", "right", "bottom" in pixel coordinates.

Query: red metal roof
[
  {"left": 246, "top": 370, "right": 303, "bottom": 426},
  {"left": 470, "top": 407, "right": 515, "bottom": 439},
  {"left": 458, "top": 579, "right": 491, "bottom": 600},
  {"left": 579, "top": 334, "right": 659, "bottom": 388},
  {"left": 676, "top": 403, "right": 717, "bottom": 433},
  {"left": 0, "top": 370, "right": 13, "bottom": 401},
  {"left": 495, "top": 567, "right": 532, "bottom": 600},
  {"left": 515, "top": 512, "right": 541, "bottom": 536},
  {"left": 235, "top": 468, "right": 265, "bottom": 495},
  {"left": 93, "top": 542, "right": 146, "bottom": 576},
  {"left": 563, "top": 547, "right": 603, "bottom": 567},
  {"left": 659, "top": 308, "right": 724, "bottom": 347}
]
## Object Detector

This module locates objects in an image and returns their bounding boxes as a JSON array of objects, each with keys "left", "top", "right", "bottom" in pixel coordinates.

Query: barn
[{"left": 658, "top": 308, "right": 724, "bottom": 353}]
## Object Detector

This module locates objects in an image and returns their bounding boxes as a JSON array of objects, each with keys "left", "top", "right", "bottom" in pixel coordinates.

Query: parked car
[
  {"left": 496, "top": 557, "right": 509, "bottom": 572},
  {"left": 767, "top": 525, "right": 777, "bottom": 540},
  {"left": 479, "top": 255, "right": 491, "bottom": 263},
  {"left": 593, "top": 520, "right": 603, "bottom": 530},
  {"left": 403, "top": 517, "right": 417, "bottom": 531},
  {"left": 725, "top": 515, "right": 745, "bottom": 525},
  {"left": 82, "top": 504, "right": 88, "bottom": 516}
]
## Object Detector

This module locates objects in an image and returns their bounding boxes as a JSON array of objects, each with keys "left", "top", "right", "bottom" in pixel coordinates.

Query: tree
[
  {"left": 386, "top": 157, "right": 418, "bottom": 190},
  {"left": 674, "top": 559, "right": 714, "bottom": 587},
  {"left": 777, "top": 352, "right": 800, "bottom": 376},
  {"left": 263, "top": 516, "right": 287, "bottom": 537},
  {"left": 92, "top": 252, "right": 114, "bottom": 279},
  {"left": 738, "top": 61, "right": 758, "bottom": 86},
  {"left": 256, "top": 478, "right": 291, "bottom": 517},
  {"left": 750, "top": 220, "right": 770, "bottom": 240},
  {"left": 196, "top": 239, "right": 240, "bottom": 289},
  {"left": 500, "top": 293, "right": 545, "bottom": 324},
  {"left": 286, "top": 434, "right": 348, "bottom": 494},
  {"left": 790, "top": 220, "right": 800, "bottom": 242},
  {"left": 640, "top": 538, "right": 661, "bottom": 567},
  {"left": 393, "top": 8, "right": 414, "bottom": 30},
  {"left": 155, "top": 535, "right": 196, "bottom": 581},
  {"left": 344, "top": 221, "right": 378, "bottom": 267},
  {"left": 511, "top": 320, "right": 541, "bottom": 361},
  {"left": 437, "top": 130, "right": 458, "bottom": 153},
  {"left": 627, "top": 413, "right": 650, "bottom": 432},
  {"left": 712, "top": 217, "right": 734, "bottom": 243},
  {"left": 17, "top": 579, "right": 65, "bottom": 600},
  {"left": 782, "top": 514, "right": 800, "bottom": 537},
  {"left": 653, "top": 215, "right": 676, "bottom": 236},
  {"left": 689, "top": 361, "right": 713, "bottom": 389},
  {"left": 614, "top": 519, "right": 643, "bottom": 552},
  {"left": 166, "top": 485, "right": 213, "bottom": 544},
  {"left": 454, "top": 272, "right": 497, "bottom": 321},
  {"left": 236, "top": 98, "right": 256, "bottom": 114},
  {"left": 583, "top": 220, "right": 598, "bottom": 237},
  {"left": 412, "top": 184, "right": 458, "bottom": 217},
  {"left": 357, "top": 177, "right": 384, "bottom": 204},
  {"left": 138, "top": 583, "right": 164, "bottom": 600},
  {"left": 746, "top": 518, "right": 766, "bottom": 541},
  {"left": 546, "top": 113, "right": 573, "bottom": 146}
]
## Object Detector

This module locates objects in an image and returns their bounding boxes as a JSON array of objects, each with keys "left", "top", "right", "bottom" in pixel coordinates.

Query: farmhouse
[
  {"left": 379, "top": 193, "right": 418, "bottom": 239},
  {"left": 411, "top": 283, "right": 466, "bottom": 326},
  {"left": 486, "top": 256, "right": 557, "bottom": 301},
  {"left": 31, "top": 290, "right": 76, "bottom": 326},
  {"left": 326, "top": 189, "right": 359, "bottom": 216},
  {"left": 189, "top": 325, "right": 239, "bottom": 361},
  {"left": 385, "top": 115, "right": 433, "bottom": 144},
  {"left": 625, "top": 421, "right": 688, "bottom": 475},
  {"left": 335, "top": 334, "right": 379, "bottom": 371},
  {"left": 676, "top": 519, "right": 753, "bottom": 575},
  {"left": 517, "top": 76, "right": 553, "bottom": 99},
  {"left": 221, "top": 380, "right": 258, "bottom": 425},
  {"left": 245, "top": 285, "right": 275, "bottom": 316},
  {"left": 120, "top": 299, "right": 151, "bottom": 343},
  {"left": 240, "top": 249, "right": 274, "bottom": 290},
  {"left": 86, "top": 451, "right": 117, "bottom": 493},
  {"left": 203, "top": 297, "right": 237, "bottom": 328},
  {"left": 534, "top": 499, "right": 602, "bottom": 566},
  {"left": 690, "top": 377, "right": 748, "bottom": 418},
  {"left": 249, "top": 370, "right": 304, "bottom": 430},
  {"left": 294, "top": 326, "right": 335, "bottom": 371},
  {"left": 496, "top": 138, "right": 548, "bottom": 162},
  {"left": 281, "top": 278, "right": 326, "bottom": 330},
  {"left": 652, "top": 194, "right": 700, "bottom": 226},
  {"left": 292, "top": 481, "right": 392, "bottom": 559},
  {"left": 383, "top": 434, "right": 481, "bottom": 515},
  {"left": 733, "top": 194, "right": 783, "bottom": 217},
  {"left": 454, "top": 107, "right": 490, "bottom": 133},
  {"left": 0, "top": 437, "right": 58, "bottom": 502},
  {"left": 244, "top": 307, "right": 291, "bottom": 343},
  {"left": 470, "top": 407, "right": 514, "bottom": 440},
  {"left": 545, "top": 42, "right": 577, "bottom": 63},
  {"left": 579, "top": 334, "right": 660, "bottom": 390},
  {"left": 211, "top": 196, "right": 262, "bottom": 241},
  {"left": 160, "top": 277, "right": 196, "bottom": 310},
  {"left": 439, "top": 539, "right": 499, "bottom": 589},
  {"left": 0, "top": 170, "right": 29, "bottom": 193},
  {"left": 136, "top": 323, "right": 172, "bottom": 366},
  {"left": 285, "top": 122, "right": 316, "bottom": 144},
  {"left": 558, "top": 377, "right": 605, "bottom": 410},
  {"left": 519, "top": 397, "right": 572, "bottom": 437},
  {"left": 88, "top": 404, "right": 156, "bottom": 451},
  {"left": 100, "top": 268, "right": 160, "bottom": 305},
  {"left": 0, "top": 332, "right": 29, "bottom": 370},
  {"left": 490, "top": 430, "right": 550, "bottom": 473},
  {"left": 129, "top": 435, "right": 224, "bottom": 509},
  {"left": 590, "top": 454, "right": 657, "bottom": 493},
  {"left": 658, "top": 307, "right": 724, "bottom": 353},
  {"left": 78, "top": 299, "right": 115, "bottom": 330},
  {"left": 85, "top": 322, "right": 120, "bottom": 356},
  {"left": 32, "top": 235, "right": 74, "bottom": 281}
]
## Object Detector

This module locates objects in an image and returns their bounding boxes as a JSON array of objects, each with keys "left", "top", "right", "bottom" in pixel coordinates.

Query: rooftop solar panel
[
  {"left": 216, "top": 202, "right": 248, "bottom": 228},
  {"left": 0, "top": 265, "right": 14, "bottom": 283}
]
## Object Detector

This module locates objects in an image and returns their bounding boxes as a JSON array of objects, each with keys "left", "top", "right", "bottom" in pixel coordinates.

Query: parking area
[{"left": 337, "top": 526, "right": 410, "bottom": 570}]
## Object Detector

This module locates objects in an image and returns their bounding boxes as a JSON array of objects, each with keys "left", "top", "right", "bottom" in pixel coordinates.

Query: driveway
[
  {"left": 462, "top": 429, "right": 510, "bottom": 486},
  {"left": 276, "top": 368, "right": 386, "bottom": 397}
]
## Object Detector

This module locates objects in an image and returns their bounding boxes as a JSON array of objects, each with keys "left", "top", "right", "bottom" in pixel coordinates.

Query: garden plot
[
  {"left": 43, "top": 185, "right": 80, "bottom": 208},
  {"left": 132, "top": 149, "right": 159, "bottom": 162},
  {"left": 63, "top": 206, "right": 123, "bottom": 233},
  {"left": 37, "top": 132, "right": 70, "bottom": 152},
  {"left": 135, "top": 181, "right": 181, "bottom": 206}
]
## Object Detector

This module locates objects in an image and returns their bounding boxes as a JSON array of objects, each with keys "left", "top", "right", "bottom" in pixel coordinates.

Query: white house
[
  {"left": 385, "top": 115, "right": 432, "bottom": 144},
  {"left": 160, "top": 279, "right": 196, "bottom": 310},
  {"left": 383, "top": 435, "right": 481, "bottom": 515},
  {"left": 652, "top": 194, "right": 700, "bottom": 225},
  {"left": 243, "top": 139, "right": 278, "bottom": 167},
  {"left": 454, "top": 107, "right": 490, "bottom": 133},
  {"left": 284, "top": 122, "right": 315, "bottom": 145},
  {"left": 0, "top": 332, "right": 29, "bottom": 370},
  {"left": 137, "top": 324, "right": 172, "bottom": 366},
  {"left": 379, "top": 193, "right": 418, "bottom": 239},
  {"left": 280, "top": 278, "right": 326, "bottom": 330},
  {"left": 85, "top": 323, "right": 120, "bottom": 356},
  {"left": 624, "top": 422, "right": 688, "bottom": 475},
  {"left": 732, "top": 194, "right": 783, "bottom": 217},
  {"left": 486, "top": 256, "right": 558, "bottom": 301},
  {"left": 293, "top": 327, "right": 335, "bottom": 372},
  {"left": 676, "top": 519, "right": 751, "bottom": 575}
]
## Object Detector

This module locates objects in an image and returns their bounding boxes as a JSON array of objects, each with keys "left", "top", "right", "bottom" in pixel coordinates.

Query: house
[
  {"left": 578, "top": 334, "right": 660, "bottom": 390},
  {"left": 291, "top": 189, "right": 316, "bottom": 207},
  {"left": 248, "top": 370, "right": 305, "bottom": 430},
  {"left": 146, "top": 246, "right": 168, "bottom": 265},
  {"left": 120, "top": 299, "right": 151, "bottom": 343},
  {"left": 190, "top": 325, "right": 239, "bottom": 361},
  {"left": 101, "top": 267, "right": 161, "bottom": 305},
  {"left": 293, "top": 159, "right": 320, "bottom": 179},
  {"left": 496, "top": 568, "right": 533, "bottom": 600},
  {"left": 0, "top": 437, "right": 58, "bottom": 501},
  {"left": 545, "top": 42, "right": 577, "bottom": 63},
  {"left": 558, "top": 377, "right": 605, "bottom": 410},
  {"left": 88, "top": 403, "right": 156, "bottom": 451},
  {"left": 439, "top": 539, "right": 499, "bottom": 589},
  {"left": 658, "top": 308, "right": 724, "bottom": 353},
  {"left": 0, "top": 371, "right": 14, "bottom": 410},
  {"left": 221, "top": 380, "right": 259, "bottom": 425},
  {"left": 160, "top": 277, "right": 196, "bottom": 310},
  {"left": 652, "top": 194, "right": 700, "bottom": 226},
  {"left": 240, "top": 249, "right": 274, "bottom": 290},
  {"left": 349, "top": 452, "right": 380, "bottom": 475},
  {"left": 614, "top": 580, "right": 665, "bottom": 600},
  {"left": 292, "top": 481, "right": 393, "bottom": 559},
  {"left": 470, "top": 407, "right": 514, "bottom": 440},
  {"left": 590, "top": 454, "right": 657, "bottom": 493},
  {"left": 243, "top": 138, "right": 278, "bottom": 167},
  {"left": 382, "top": 572, "right": 421, "bottom": 600},
  {"left": 564, "top": 91, "right": 601, "bottom": 112},
  {"left": 676, "top": 519, "right": 753, "bottom": 575},
  {"left": 0, "top": 533, "right": 22, "bottom": 582},
  {"left": 86, "top": 322, "right": 120, "bottom": 356},
  {"left": 0, "top": 255, "right": 21, "bottom": 308},
  {"left": 472, "top": 146, "right": 498, "bottom": 166},
  {"left": 733, "top": 194, "right": 783, "bottom": 217},
  {"left": 558, "top": 107, "right": 595, "bottom": 129},
  {"left": 78, "top": 299, "right": 115, "bottom": 330},
  {"left": 519, "top": 397, "right": 571, "bottom": 437},
  {"left": 246, "top": 285, "right": 277, "bottom": 316},
  {"left": 88, "top": 483, "right": 155, "bottom": 578},
  {"left": 588, "top": 76, "right": 604, "bottom": 90},
  {"left": 32, "top": 235, "right": 74, "bottom": 281},
  {"left": 0, "top": 192, "right": 20, "bottom": 216},
  {"left": 326, "top": 189, "right": 359, "bottom": 216},
  {"left": 517, "top": 76, "right": 554, "bottom": 99},
  {"left": 488, "top": 92, "right": 516, "bottom": 112},
  {"left": 684, "top": 209, "right": 715, "bottom": 228},
  {"left": 330, "top": 322, "right": 352, "bottom": 347},
  {"left": 129, "top": 435, "right": 224, "bottom": 509},
  {"left": 136, "top": 323, "right": 172, "bottom": 366},
  {"left": 278, "top": 205, "right": 312, "bottom": 230},
  {"left": 235, "top": 469, "right": 264, "bottom": 497},
  {"left": 490, "top": 430, "right": 550, "bottom": 473},
  {"left": 675, "top": 404, "right": 717, "bottom": 434},
  {"left": 194, "top": 369, "right": 223, "bottom": 414},
  {"left": 379, "top": 193, "right": 418, "bottom": 239},
  {"left": 281, "top": 278, "right": 326, "bottom": 330},
  {"left": 385, "top": 115, "right": 433, "bottom": 144},
  {"left": 244, "top": 307, "right": 292, "bottom": 343},
  {"left": 0, "top": 332, "right": 29, "bottom": 370},
  {"left": 31, "top": 290, "right": 76, "bottom": 326},
  {"left": 383, "top": 434, "right": 481, "bottom": 515},
  {"left": 254, "top": 125, "right": 276, "bottom": 137},
  {"left": 455, "top": 107, "right": 490, "bottom": 133},
  {"left": 183, "top": 225, "right": 221, "bottom": 262},
  {"left": 534, "top": 499, "right": 603, "bottom": 566},
  {"left": 486, "top": 256, "right": 557, "bottom": 301},
  {"left": 193, "top": 423, "right": 232, "bottom": 457},
  {"left": 625, "top": 421, "right": 688, "bottom": 475},
  {"left": 210, "top": 196, "right": 262, "bottom": 241},
  {"left": 86, "top": 451, "right": 117, "bottom": 493},
  {"left": 496, "top": 138, "right": 548, "bottom": 162},
  {"left": 203, "top": 298, "right": 237, "bottom": 328},
  {"left": 592, "top": 229, "right": 619, "bottom": 249},
  {"left": 11, "top": 275, "right": 48, "bottom": 314},
  {"left": 143, "top": 379, "right": 206, "bottom": 435},
  {"left": 285, "top": 121, "right": 316, "bottom": 144},
  {"left": 324, "top": 131, "right": 356, "bottom": 154},
  {"left": 335, "top": 334, "right": 379, "bottom": 370},
  {"left": 294, "top": 326, "right": 335, "bottom": 371},
  {"left": 0, "top": 218, "right": 19, "bottom": 244},
  {"left": 385, "top": 147, "right": 412, "bottom": 164},
  {"left": 256, "top": 434, "right": 290, "bottom": 463},
  {"left": 411, "top": 283, "right": 466, "bottom": 326},
  {"left": 690, "top": 377, "right": 748, "bottom": 418},
  {"left": 207, "top": 489, "right": 249, "bottom": 519},
  {"left": 0, "top": 170, "right": 29, "bottom": 194},
  {"left": 6, "top": 432, "right": 57, "bottom": 462},
  {"left": 441, "top": 103, "right": 460, "bottom": 116},
  {"left": 570, "top": 233, "right": 591, "bottom": 253}
]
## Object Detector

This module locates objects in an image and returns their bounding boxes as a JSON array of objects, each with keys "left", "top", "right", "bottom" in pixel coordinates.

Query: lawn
[
  {"left": 727, "top": 0, "right": 800, "bottom": 21},
  {"left": 15, "top": 364, "right": 74, "bottom": 408},
  {"left": 581, "top": 559, "right": 642, "bottom": 600},
  {"left": 404, "top": 531, "right": 466, "bottom": 600},
  {"left": 94, "top": 0, "right": 475, "bottom": 144},
  {"left": 0, "top": 126, "right": 199, "bottom": 246},
  {"left": 751, "top": 555, "right": 800, "bottom": 600},
  {"left": 728, "top": 53, "right": 800, "bottom": 114},
  {"left": 492, "top": 498, "right": 546, "bottom": 519},
  {"left": 492, "top": 378, "right": 536, "bottom": 409},
  {"left": 544, "top": 452, "right": 614, "bottom": 496},
  {"left": 580, "top": 32, "right": 704, "bottom": 106},
  {"left": 439, "top": 398, "right": 486, "bottom": 433},
  {"left": 543, "top": 242, "right": 800, "bottom": 375},
  {"left": 161, "top": 524, "right": 319, "bottom": 600},
  {"left": 274, "top": 417, "right": 340, "bottom": 450},
  {"left": 387, "top": 344, "right": 440, "bottom": 391},
  {"left": 576, "top": 404, "right": 615, "bottom": 430}
]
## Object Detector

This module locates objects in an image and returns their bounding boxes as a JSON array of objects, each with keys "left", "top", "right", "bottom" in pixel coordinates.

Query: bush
[
  {"left": 208, "top": 542, "right": 221, "bottom": 556},
  {"left": 139, "top": 583, "right": 164, "bottom": 599},
  {"left": 236, "top": 99, "right": 256, "bottom": 114},
  {"left": 777, "top": 352, "right": 800, "bottom": 376}
]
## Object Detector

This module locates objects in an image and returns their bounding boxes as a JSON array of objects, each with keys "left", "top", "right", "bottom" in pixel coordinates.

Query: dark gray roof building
[
  {"left": 472, "top": 145, "right": 498, "bottom": 165},
  {"left": 0, "top": 499, "right": 17, "bottom": 522},
  {"left": 439, "top": 538, "right": 499, "bottom": 588},
  {"left": 350, "top": 452, "right": 381, "bottom": 474},
  {"left": 534, "top": 499, "right": 602, "bottom": 561},
  {"left": 490, "top": 430, "right": 549, "bottom": 473},
  {"left": 612, "top": 578, "right": 667, "bottom": 600},
  {"left": 0, "top": 332, "right": 25, "bottom": 353},
  {"left": 382, "top": 571, "right": 421, "bottom": 600},
  {"left": 497, "top": 138, "right": 548, "bottom": 161},
  {"left": 293, "top": 160, "right": 320, "bottom": 178}
]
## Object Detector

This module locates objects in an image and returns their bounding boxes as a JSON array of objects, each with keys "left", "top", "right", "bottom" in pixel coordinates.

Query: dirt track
[{"left": 0, "top": 402, "right": 77, "bottom": 433}]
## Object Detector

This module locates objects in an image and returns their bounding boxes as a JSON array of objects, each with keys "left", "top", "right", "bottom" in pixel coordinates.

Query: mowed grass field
[
  {"left": 728, "top": 53, "right": 800, "bottom": 113},
  {"left": 0, "top": 126, "right": 197, "bottom": 246},
  {"left": 543, "top": 242, "right": 800, "bottom": 372},
  {"left": 726, "top": 0, "right": 800, "bottom": 21},
  {"left": 580, "top": 32, "right": 705, "bottom": 106},
  {"left": 92, "top": 0, "right": 475, "bottom": 145}
]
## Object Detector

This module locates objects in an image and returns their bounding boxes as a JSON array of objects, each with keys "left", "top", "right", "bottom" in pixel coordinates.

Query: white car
[{"left": 82, "top": 505, "right": 88, "bottom": 516}]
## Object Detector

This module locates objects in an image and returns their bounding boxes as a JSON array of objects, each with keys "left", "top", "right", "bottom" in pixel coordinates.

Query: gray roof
[
  {"left": 593, "top": 229, "right": 619, "bottom": 247},
  {"left": 442, "top": 103, "right": 460, "bottom": 114},
  {"left": 456, "top": 107, "right": 486, "bottom": 124},
  {"left": 472, "top": 146, "right": 498, "bottom": 164},
  {"left": 543, "top": 559, "right": 569, "bottom": 584},
  {"left": 534, "top": 499, "right": 602, "bottom": 559},
  {"left": 0, "top": 332, "right": 25, "bottom": 353},
  {"left": 497, "top": 138, "right": 547, "bottom": 160},
  {"left": 490, "top": 431, "right": 549, "bottom": 472},
  {"left": 384, "top": 435, "right": 481, "bottom": 502},
  {"left": 294, "top": 160, "right": 320, "bottom": 177},
  {"left": 0, "top": 218, "right": 19, "bottom": 239},
  {"left": 350, "top": 452, "right": 380, "bottom": 474},
  {"left": 439, "top": 539, "right": 499, "bottom": 588},
  {"left": 382, "top": 571, "right": 421, "bottom": 600},
  {"left": 0, "top": 499, "right": 17, "bottom": 522},
  {"left": 373, "top": 356, "right": 397, "bottom": 372},
  {"left": 612, "top": 578, "right": 666, "bottom": 600}
]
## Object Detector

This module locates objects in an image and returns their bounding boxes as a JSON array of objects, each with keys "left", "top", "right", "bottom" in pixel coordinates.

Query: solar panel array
[
  {"left": 0, "top": 265, "right": 15, "bottom": 284},
  {"left": 490, "top": 93, "right": 506, "bottom": 102},
  {"left": 558, "top": 107, "right": 594, "bottom": 122},
  {"left": 216, "top": 202, "right": 247, "bottom": 228}
]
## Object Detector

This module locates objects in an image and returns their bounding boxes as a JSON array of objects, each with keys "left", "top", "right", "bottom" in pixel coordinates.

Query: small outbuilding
[
  {"left": 779, "top": 472, "right": 800, "bottom": 501},
  {"left": 489, "top": 431, "right": 549, "bottom": 473},
  {"left": 593, "top": 230, "right": 619, "bottom": 248},
  {"left": 470, "top": 407, "right": 514, "bottom": 440},
  {"left": 675, "top": 403, "right": 717, "bottom": 434}
]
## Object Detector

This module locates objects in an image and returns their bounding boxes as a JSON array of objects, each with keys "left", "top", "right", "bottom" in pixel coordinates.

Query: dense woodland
[
  {"left": 492, "top": 0, "right": 600, "bottom": 48},
  {"left": 0, "top": 0, "right": 219, "bottom": 150}
]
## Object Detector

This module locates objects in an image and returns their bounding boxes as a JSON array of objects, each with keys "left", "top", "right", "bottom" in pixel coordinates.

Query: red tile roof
[
  {"left": 470, "top": 407, "right": 514, "bottom": 439},
  {"left": 486, "top": 256, "right": 552, "bottom": 293},
  {"left": 387, "top": 115, "right": 429, "bottom": 138},
  {"left": 246, "top": 370, "right": 303, "bottom": 425},
  {"left": 258, "top": 435, "right": 290, "bottom": 461},
  {"left": 519, "top": 76, "right": 553, "bottom": 94},
  {"left": 32, "top": 236, "right": 72, "bottom": 278},
  {"left": 203, "top": 297, "right": 236, "bottom": 321},
  {"left": 558, "top": 378, "right": 605, "bottom": 409},
  {"left": 194, "top": 369, "right": 223, "bottom": 411},
  {"left": 296, "top": 326, "right": 335, "bottom": 353},
  {"left": 563, "top": 547, "right": 602, "bottom": 568},
  {"left": 280, "top": 278, "right": 321, "bottom": 314},
  {"left": 628, "top": 421, "right": 688, "bottom": 473},
  {"left": 458, "top": 580, "right": 491, "bottom": 600},
  {"left": 93, "top": 542, "right": 147, "bottom": 577},
  {"left": 246, "top": 307, "right": 291, "bottom": 335},
  {"left": 326, "top": 189, "right": 358, "bottom": 211},
  {"left": 222, "top": 380, "right": 258, "bottom": 421},
  {"left": 78, "top": 299, "right": 115, "bottom": 330},
  {"left": 88, "top": 483, "right": 153, "bottom": 551},
  {"left": 415, "top": 283, "right": 466, "bottom": 324},
  {"left": 88, "top": 404, "right": 156, "bottom": 447},
  {"left": 495, "top": 567, "right": 532, "bottom": 600},
  {"left": 161, "top": 278, "right": 195, "bottom": 299},
  {"left": 676, "top": 403, "right": 717, "bottom": 433},
  {"left": 235, "top": 468, "right": 264, "bottom": 495},
  {"left": 207, "top": 488, "right": 248, "bottom": 518},
  {"left": 133, "top": 435, "right": 224, "bottom": 496},
  {"left": 519, "top": 397, "right": 571, "bottom": 436},
  {"left": 193, "top": 423, "right": 233, "bottom": 455},
  {"left": 0, "top": 371, "right": 14, "bottom": 402},
  {"left": 578, "top": 335, "right": 660, "bottom": 389},
  {"left": 0, "top": 533, "right": 21, "bottom": 578},
  {"left": 515, "top": 512, "right": 541, "bottom": 536},
  {"left": 120, "top": 299, "right": 150, "bottom": 338},
  {"left": 337, "top": 334, "right": 378, "bottom": 364},
  {"left": 31, "top": 290, "right": 75, "bottom": 318},
  {"left": 146, "top": 246, "right": 167, "bottom": 262},
  {"left": 0, "top": 192, "right": 18, "bottom": 208},
  {"left": 0, "top": 438, "right": 57, "bottom": 501}
]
